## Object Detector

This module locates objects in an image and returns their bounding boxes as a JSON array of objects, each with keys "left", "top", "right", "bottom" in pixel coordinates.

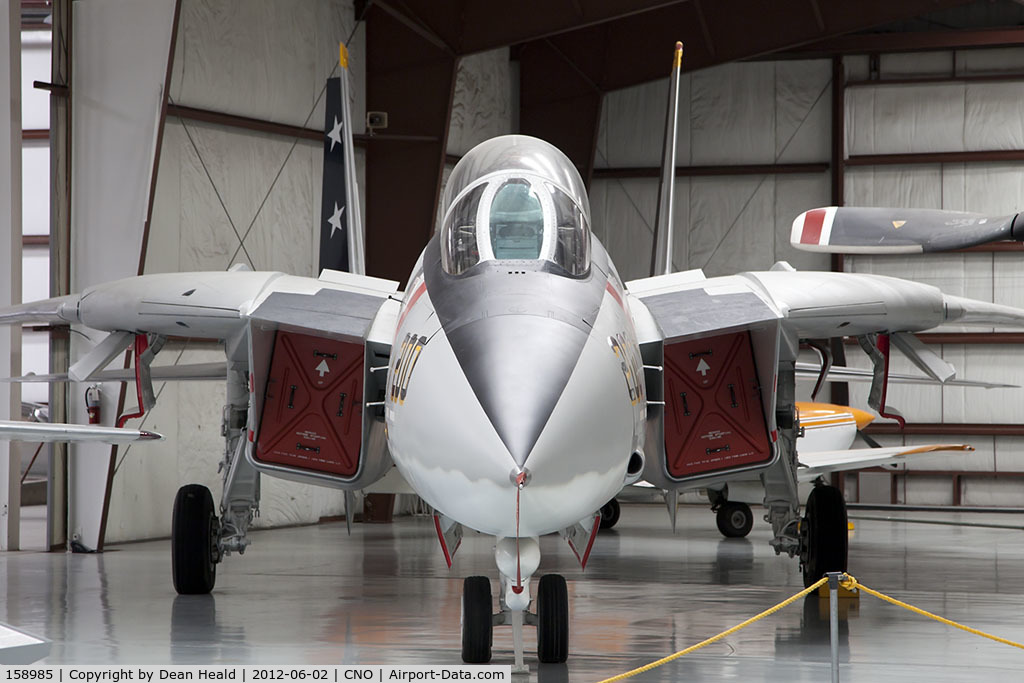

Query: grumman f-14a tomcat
[{"left": 4, "top": 44, "right": 1024, "bottom": 670}]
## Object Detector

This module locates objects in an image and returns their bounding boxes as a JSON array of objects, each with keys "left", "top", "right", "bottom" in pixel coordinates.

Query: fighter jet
[{"left": 5, "top": 49, "right": 1024, "bottom": 671}]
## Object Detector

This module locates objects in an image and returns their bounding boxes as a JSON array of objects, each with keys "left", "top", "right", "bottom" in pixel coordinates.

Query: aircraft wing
[
  {"left": 0, "top": 420, "right": 163, "bottom": 443},
  {"left": 2, "top": 362, "right": 227, "bottom": 384},
  {"left": 0, "top": 268, "right": 401, "bottom": 383},
  {"left": 797, "top": 444, "right": 974, "bottom": 481},
  {"left": 794, "top": 361, "right": 1015, "bottom": 389}
]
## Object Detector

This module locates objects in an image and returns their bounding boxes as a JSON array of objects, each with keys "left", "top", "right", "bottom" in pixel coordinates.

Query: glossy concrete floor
[{"left": 3, "top": 504, "right": 1024, "bottom": 681}]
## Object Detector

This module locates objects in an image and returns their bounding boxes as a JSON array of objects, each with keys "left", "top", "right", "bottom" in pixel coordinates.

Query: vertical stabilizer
[
  {"left": 319, "top": 42, "right": 366, "bottom": 275},
  {"left": 650, "top": 42, "right": 684, "bottom": 277}
]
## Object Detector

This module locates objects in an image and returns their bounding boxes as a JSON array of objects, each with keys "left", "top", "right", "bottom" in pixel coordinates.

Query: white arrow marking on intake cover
[
  {"left": 316, "top": 359, "right": 330, "bottom": 377},
  {"left": 696, "top": 359, "right": 711, "bottom": 377}
]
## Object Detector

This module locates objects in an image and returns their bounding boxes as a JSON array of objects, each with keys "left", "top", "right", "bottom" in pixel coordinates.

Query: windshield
[
  {"left": 490, "top": 180, "right": 544, "bottom": 260},
  {"left": 441, "top": 173, "right": 590, "bottom": 276},
  {"left": 440, "top": 135, "right": 592, "bottom": 277}
]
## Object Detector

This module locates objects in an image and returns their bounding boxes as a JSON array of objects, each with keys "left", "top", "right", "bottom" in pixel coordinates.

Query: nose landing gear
[{"left": 460, "top": 537, "right": 570, "bottom": 671}]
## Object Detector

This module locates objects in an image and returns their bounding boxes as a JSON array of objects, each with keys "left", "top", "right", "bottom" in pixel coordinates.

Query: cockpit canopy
[{"left": 440, "top": 136, "right": 592, "bottom": 277}]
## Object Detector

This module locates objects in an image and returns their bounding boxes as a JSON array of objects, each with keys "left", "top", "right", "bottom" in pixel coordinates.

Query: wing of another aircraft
[
  {"left": 797, "top": 444, "right": 974, "bottom": 481},
  {"left": 794, "top": 361, "right": 1014, "bottom": 389},
  {"left": 791, "top": 206, "right": 1023, "bottom": 253},
  {"left": 0, "top": 420, "right": 163, "bottom": 443}
]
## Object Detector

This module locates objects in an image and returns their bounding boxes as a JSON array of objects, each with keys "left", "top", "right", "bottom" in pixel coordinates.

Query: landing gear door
[
  {"left": 629, "top": 277, "right": 783, "bottom": 490},
  {"left": 245, "top": 282, "right": 399, "bottom": 489},
  {"left": 662, "top": 331, "right": 772, "bottom": 478}
]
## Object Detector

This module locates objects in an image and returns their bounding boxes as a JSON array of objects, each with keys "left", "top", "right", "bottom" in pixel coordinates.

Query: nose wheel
[
  {"left": 536, "top": 574, "right": 569, "bottom": 663},
  {"left": 461, "top": 576, "right": 493, "bottom": 663},
  {"left": 800, "top": 484, "right": 848, "bottom": 587}
]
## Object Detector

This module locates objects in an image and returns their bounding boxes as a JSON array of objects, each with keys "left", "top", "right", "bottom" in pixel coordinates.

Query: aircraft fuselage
[{"left": 385, "top": 235, "right": 646, "bottom": 537}]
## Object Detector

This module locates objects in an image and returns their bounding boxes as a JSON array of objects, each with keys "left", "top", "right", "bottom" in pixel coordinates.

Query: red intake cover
[
  {"left": 255, "top": 331, "right": 363, "bottom": 476},
  {"left": 663, "top": 331, "right": 772, "bottom": 478}
]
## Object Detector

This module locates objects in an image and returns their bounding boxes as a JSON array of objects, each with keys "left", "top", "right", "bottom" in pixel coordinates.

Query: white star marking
[
  {"left": 327, "top": 116, "right": 344, "bottom": 152},
  {"left": 328, "top": 201, "right": 345, "bottom": 238}
]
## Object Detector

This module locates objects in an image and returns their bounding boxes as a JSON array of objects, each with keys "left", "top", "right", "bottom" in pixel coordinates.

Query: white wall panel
[
  {"left": 593, "top": 59, "right": 830, "bottom": 281},
  {"left": 901, "top": 476, "right": 954, "bottom": 506},
  {"left": 962, "top": 479, "right": 1024, "bottom": 507},
  {"left": 20, "top": 330, "right": 47, "bottom": 404},
  {"left": 171, "top": 0, "right": 361, "bottom": 133},
  {"left": 21, "top": 143, "right": 48, "bottom": 235},
  {"left": 691, "top": 63, "right": 775, "bottom": 165},
  {"left": 592, "top": 178, "right": 657, "bottom": 281},
  {"left": 847, "top": 85, "right": 966, "bottom": 156},
  {"left": 20, "top": 30, "right": 48, "bottom": 130},
  {"left": 844, "top": 164, "right": 943, "bottom": 208},
  {"left": 21, "top": 245, "right": 47, "bottom": 305},
  {"left": 879, "top": 51, "right": 953, "bottom": 78},
  {"left": 957, "top": 47, "right": 1024, "bottom": 74},
  {"left": 965, "top": 82, "right": 1024, "bottom": 150},
  {"left": 774, "top": 60, "right": 831, "bottom": 164},
  {"left": 448, "top": 48, "right": 512, "bottom": 157},
  {"left": 689, "top": 175, "right": 774, "bottom": 277},
  {"left": 994, "top": 437, "right": 1024, "bottom": 471},
  {"left": 596, "top": 77, "right": 686, "bottom": 169}
]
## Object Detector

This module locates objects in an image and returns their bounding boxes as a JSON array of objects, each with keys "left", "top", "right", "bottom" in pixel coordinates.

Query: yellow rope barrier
[
  {"left": 594, "top": 577, "right": 829, "bottom": 683},
  {"left": 596, "top": 572, "right": 1024, "bottom": 683},
  {"left": 840, "top": 574, "right": 1024, "bottom": 651}
]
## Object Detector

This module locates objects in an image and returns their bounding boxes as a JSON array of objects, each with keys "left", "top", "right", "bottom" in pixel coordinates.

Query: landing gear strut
[
  {"left": 171, "top": 484, "right": 220, "bottom": 594},
  {"left": 716, "top": 501, "right": 753, "bottom": 538},
  {"left": 800, "top": 484, "right": 848, "bottom": 587}
]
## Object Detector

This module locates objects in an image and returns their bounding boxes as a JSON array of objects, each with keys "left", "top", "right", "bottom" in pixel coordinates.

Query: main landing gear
[
  {"left": 715, "top": 501, "right": 754, "bottom": 538},
  {"left": 598, "top": 498, "right": 620, "bottom": 529},
  {"left": 171, "top": 484, "right": 221, "bottom": 594},
  {"left": 799, "top": 484, "right": 848, "bottom": 587},
  {"left": 460, "top": 538, "right": 569, "bottom": 671}
]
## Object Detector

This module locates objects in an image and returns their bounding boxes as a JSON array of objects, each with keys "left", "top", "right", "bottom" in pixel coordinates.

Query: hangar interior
[{"left": 3, "top": 0, "right": 1024, "bottom": 678}]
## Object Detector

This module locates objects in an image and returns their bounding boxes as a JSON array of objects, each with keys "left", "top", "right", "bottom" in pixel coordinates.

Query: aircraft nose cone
[{"left": 446, "top": 315, "right": 589, "bottom": 467}]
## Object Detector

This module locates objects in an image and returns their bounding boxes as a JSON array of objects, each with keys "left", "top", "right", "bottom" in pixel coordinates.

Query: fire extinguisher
[{"left": 85, "top": 385, "right": 102, "bottom": 424}]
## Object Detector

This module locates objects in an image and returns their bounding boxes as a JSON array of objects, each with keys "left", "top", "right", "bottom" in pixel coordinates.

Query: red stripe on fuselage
[
  {"left": 606, "top": 281, "right": 624, "bottom": 309},
  {"left": 800, "top": 208, "right": 826, "bottom": 245},
  {"left": 396, "top": 281, "right": 427, "bottom": 333}
]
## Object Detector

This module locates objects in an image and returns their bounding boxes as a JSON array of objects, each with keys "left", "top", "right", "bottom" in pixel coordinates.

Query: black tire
[
  {"left": 599, "top": 499, "right": 621, "bottom": 529},
  {"left": 536, "top": 574, "right": 569, "bottom": 663},
  {"left": 801, "top": 485, "right": 848, "bottom": 588},
  {"left": 172, "top": 484, "right": 219, "bottom": 595},
  {"left": 716, "top": 501, "right": 754, "bottom": 538},
  {"left": 461, "top": 576, "right": 492, "bottom": 663}
]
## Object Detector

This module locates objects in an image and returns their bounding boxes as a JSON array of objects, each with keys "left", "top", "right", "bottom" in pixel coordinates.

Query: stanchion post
[{"left": 827, "top": 572, "right": 842, "bottom": 683}]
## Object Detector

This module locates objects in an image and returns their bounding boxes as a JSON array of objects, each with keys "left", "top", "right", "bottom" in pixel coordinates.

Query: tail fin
[
  {"left": 650, "top": 42, "right": 684, "bottom": 277},
  {"left": 318, "top": 41, "right": 366, "bottom": 275},
  {"left": 791, "top": 206, "right": 1022, "bottom": 253}
]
